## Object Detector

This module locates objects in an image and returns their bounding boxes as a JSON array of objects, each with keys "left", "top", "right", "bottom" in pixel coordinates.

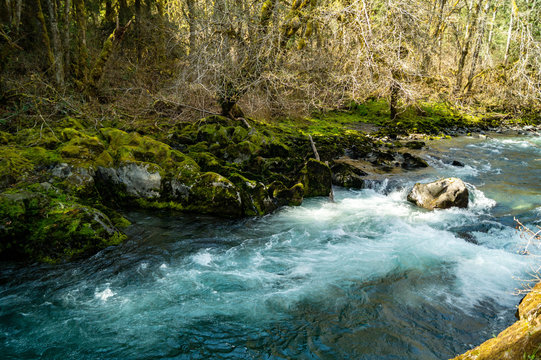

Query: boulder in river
[{"left": 407, "top": 177, "right": 469, "bottom": 210}]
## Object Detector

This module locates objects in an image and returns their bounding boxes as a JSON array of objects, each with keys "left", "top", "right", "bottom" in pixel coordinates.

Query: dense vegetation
[{"left": 1, "top": 0, "right": 540, "bottom": 124}]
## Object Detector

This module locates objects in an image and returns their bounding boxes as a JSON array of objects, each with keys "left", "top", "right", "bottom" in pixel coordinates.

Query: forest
[{"left": 1, "top": 0, "right": 540, "bottom": 122}]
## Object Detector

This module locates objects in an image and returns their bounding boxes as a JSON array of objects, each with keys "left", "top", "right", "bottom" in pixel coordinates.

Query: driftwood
[{"left": 308, "top": 134, "right": 320, "bottom": 161}]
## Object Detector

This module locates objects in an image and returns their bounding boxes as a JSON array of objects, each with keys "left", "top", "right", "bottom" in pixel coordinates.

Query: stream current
[{"left": 1, "top": 135, "right": 540, "bottom": 359}]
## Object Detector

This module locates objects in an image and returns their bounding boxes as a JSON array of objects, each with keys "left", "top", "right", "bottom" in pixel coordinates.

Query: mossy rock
[
  {"left": 222, "top": 141, "right": 260, "bottom": 163},
  {"left": 190, "top": 151, "right": 222, "bottom": 172},
  {"left": 0, "top": 185, "right": 126, "bottom": 263},
  {"left": 299, "top": 159, "right": 333, "bottom": 197},
  {"left": 96, "top": 162, "right": 163, "bottom": 200},
  {"left": 48, "top": 163, "right": 97, "bottom": 197},
  {"left": 14, "top": 128, "right": 61, "bottom": 149},
  {"left": 58, "top": 129, "right": 106, "bottom": 163},
  {"left": 229, "top": 173, "right": 268, "bottom": 216},
  {"left": 0, "top": 147, "right": 33, "bottom": 187},
  {"left": 330, "top": 161, "right": 367, "bottom": 188},
  {"left": 187, "top": 172, "right": 243, "bottom": 217},
  {"left": 196, "top": 124, "right": 230, "bottom": 146}
]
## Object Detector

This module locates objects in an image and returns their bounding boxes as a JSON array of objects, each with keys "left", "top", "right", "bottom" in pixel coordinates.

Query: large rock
[
  {"left": 407, "top": 177, "right": 469, "bottom": 210},
  {"left": 299, "top": 159, "right": 333, "bottom": 197},
  {"left": 330, "top": 161, "right": 367, "bottom": 188},
  {"left": 97, "top": 163, "right": 162, "bottom": 199},
  {"left": 452, "top": 282, "right": 541, "bottom": 360},
  {"left": 0, "top": 184, "right": 126, "bottom": 263}
]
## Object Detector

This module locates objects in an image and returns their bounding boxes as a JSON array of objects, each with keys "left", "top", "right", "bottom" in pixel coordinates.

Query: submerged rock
[
  {"left": 407, "top": 177, "right": 469, "bottom": 210},
  {"left": 452, "top": 281, "right": 541, "bottom": 360}
]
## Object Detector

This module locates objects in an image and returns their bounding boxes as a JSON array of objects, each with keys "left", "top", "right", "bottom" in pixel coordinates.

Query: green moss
[
  {"left": 0, "top": 185, "right": 126, "bottom": 263},
  {"left": 187, "top": 172, "right": 243, "bottom": 217},
  {"left": 0, "top": 147, "right": 34, "bottom": 187},
  {"left": 0, "top": 131, "right": 13, "bottom": 144},
  {"left": 300, "top": 159, "right": 332, "bottom": 197},
  {"left": 94, "top": 150, "right": 114, "bottom": 167},
  {"left": 15, "top": 128, "right": 61, "bottom": 149}
]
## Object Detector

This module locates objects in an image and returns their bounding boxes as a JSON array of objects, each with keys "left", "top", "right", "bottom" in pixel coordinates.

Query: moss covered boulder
[
  {"left": 452, "top": 282, "right": 541, "bottom": 360},
  {"left": 0, "top": 184, "right": 126, "bottom": 263},
  {"left": 186, "top": 172, "right": 243, "bottom": 217},
  {"left": 330, "top": 161, "right": 367, "bottom": 188},
  {"left": 299, "top": 159, "right": 333, "bottom": 197}
]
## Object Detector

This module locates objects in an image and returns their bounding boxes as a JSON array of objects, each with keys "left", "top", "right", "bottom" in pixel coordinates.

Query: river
[{"left": 1, "top": 135, "right": 540, "bottom": 359}]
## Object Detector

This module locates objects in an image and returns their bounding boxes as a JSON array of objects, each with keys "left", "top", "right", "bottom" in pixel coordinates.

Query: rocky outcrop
[
  {"left": 330, "top": 161, "right": 367, "bottom": 188},
  {"left": 452, "top": 282, "right": 541, "bottom": 360},
  {"left": 407, "top": 177, "right": 469, "bottom": 210},
  {"left": 299, "top": 159, "right": 333, "bottom": 197},
  {"left": 0, "top": 184, "right": 126, "bottom": 263}
]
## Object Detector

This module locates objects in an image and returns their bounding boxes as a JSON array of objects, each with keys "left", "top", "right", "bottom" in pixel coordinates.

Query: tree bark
[
  {"left": 455, "top": 0, "right": 483, "bottom": 94},
  {"left": 504, "top": 3, "right": 514, "bottom": 66},
  {"left": 36, "top": 0, "right": 56, "bottom": 78},
  {"left": 62, "top": 0, "right": 71, "bottom": 78},
  {"left": 465, "top": 0, "right": 491, "bottom": 95},
  {"left": 186, "top": 0, "right": 196, "bottom": 56},
  {"left": 135, "top": 0, "right": 141, "bottom": 62},
  {"left": 74, "top": 0, "right": 88, "bottom": 80}
]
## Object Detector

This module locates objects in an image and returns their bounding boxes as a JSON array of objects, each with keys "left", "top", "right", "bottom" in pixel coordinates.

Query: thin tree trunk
[
  {"left": 465, "top": 0, "right": 491, "bottom": 95},
  {"left": 186, "top": 0, "right": 196, "bottom": 56},
  {"left": 104, "top": 0, "right": 114, "bottom": 24},
  {"left": 504, "top": 5, "right": 514, "bottom": 66},
  {"left": 74, "top": 0, "right": 88, "bottom": 80},
  {"left": 486, "top": 6, "right": 497, "bottom": 58},
  {"left": 135, "top": 0, "right": 141, "bottom": 62},
  {"left": 36, "top": 0, "right": 56, "bottom": 78},
  {"left": 46, "top": 0, "right": 64, "bottom": 86},
  {"left": 13, "top": 0, "right": 22, "bottom": 33},
  {"left": 455, "top": 0, "right": 483, "bottom": 94},
  {"left": 118, "top": 0, "right": 129, "bottom": 25},
  {"left": 62, "top": 0, "right": 71, "bottom": 78}
]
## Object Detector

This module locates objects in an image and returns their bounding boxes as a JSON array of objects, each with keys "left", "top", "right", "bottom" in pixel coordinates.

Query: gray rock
[
  {"left": 407, "top": 177, "right": 469, "bottom": 210},
  {"left": 98, "top": 163, "right": 162, "bottom": 199}
]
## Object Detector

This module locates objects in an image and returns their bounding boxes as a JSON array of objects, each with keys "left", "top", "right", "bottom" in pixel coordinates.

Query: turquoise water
[{"left": 1, "top": 135, "right": 540, "bottom": 359}]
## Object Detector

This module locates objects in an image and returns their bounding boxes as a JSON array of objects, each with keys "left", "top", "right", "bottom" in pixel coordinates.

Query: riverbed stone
[{"left": 407, "top": 177, "right": 469, "bottom": 210}]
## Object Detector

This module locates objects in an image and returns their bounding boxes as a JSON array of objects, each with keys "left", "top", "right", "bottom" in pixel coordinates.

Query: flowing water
[{"left": 1, "top": 135, "right": 540, "bottom": 360}]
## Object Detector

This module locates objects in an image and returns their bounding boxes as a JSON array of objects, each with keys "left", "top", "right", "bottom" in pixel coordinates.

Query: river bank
[{"left": 1, "top": 101, "right": 539, "bottom": 263}]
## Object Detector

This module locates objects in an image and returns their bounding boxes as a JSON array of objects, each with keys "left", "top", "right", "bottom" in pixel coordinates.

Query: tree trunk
[
  {"left": 46, "top": 0, "right": 64, "bottom": 87},
  {"left": 455, "top": 0, "right": 483, "bottom": 94},
  {"left": 135, "top": 0, "right": 141, "bottom": 62},
  {"left": 13, "top": 0, "right": 22, "bottom": 33},
  {"left": 118, "top": 0, "right": 130, "bottom": 25},
  {"left": 62, "top": 0, "right": 71, "bottom": 78},
  {"left": 104, "top": 0, "right": 114, "bottom": 25},
  {"left": 465, "top": 0, "right": 491, "bottom": 95},
  {"left": 186, "top": 0, "right": 196, "bottom": 55},
  {"left": 87, "top": 19, "right": 132, "bottom": 97},
  {"left": 504, "top": 4, "right": 514, "bottom": 66},
  {"left": 36, "top": 0, "right": 56, "bottom": 78},
  {"left": 74, "top": 0, "right": 88, "bottom": 81}
]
